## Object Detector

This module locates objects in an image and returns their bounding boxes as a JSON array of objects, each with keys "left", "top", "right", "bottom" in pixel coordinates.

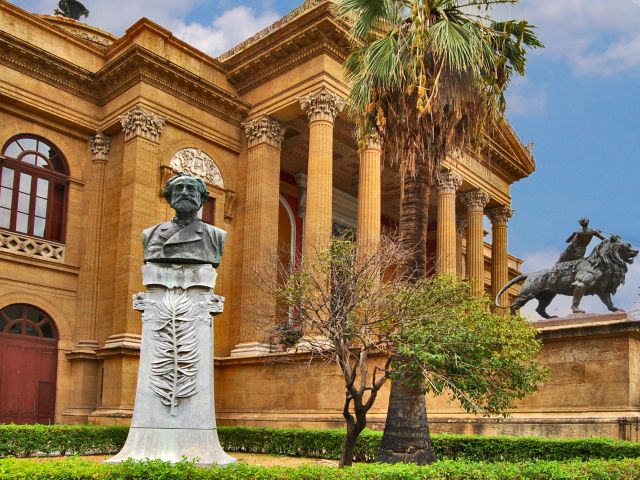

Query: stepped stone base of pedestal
[
  {"left": 104, "top": 427, "right": 236, "bottom": 466},
  {"left": 229, "top": 341, "right": 271, "bottom": 357}
]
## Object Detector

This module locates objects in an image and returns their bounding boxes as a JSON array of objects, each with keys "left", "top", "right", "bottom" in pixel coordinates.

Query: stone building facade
[{"left": 5, "top": 0, "right": 635, "bottom": 439}]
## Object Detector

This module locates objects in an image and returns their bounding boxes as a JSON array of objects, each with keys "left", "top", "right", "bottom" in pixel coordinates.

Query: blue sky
[{"left": 11, "top": 0, "right": 640, "bottom": 315}]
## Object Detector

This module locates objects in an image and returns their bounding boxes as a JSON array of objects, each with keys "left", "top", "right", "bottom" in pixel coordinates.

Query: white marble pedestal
[{"left": 105, "top": 263, "right": 235, "bottom": 465}]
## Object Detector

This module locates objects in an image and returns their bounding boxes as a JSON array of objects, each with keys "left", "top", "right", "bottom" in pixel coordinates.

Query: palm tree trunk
[
  {"left": 379, "top": 162, "right": 436, "bottom": 464},
  {"left": 378, "top": 364, "right": 436, "bottom": 464}
]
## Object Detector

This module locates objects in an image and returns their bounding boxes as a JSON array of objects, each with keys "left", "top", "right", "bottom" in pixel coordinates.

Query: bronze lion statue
[{"left": 496, "top": 236, "right": 638, "bottom": 318}]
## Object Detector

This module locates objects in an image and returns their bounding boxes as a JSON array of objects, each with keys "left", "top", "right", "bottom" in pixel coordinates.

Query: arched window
[
  {"left": 0, "top": 304, "right": 58, "bottom": 339},
  {"left": 0, "top": 135, "right": 69, "bottom": 242}
]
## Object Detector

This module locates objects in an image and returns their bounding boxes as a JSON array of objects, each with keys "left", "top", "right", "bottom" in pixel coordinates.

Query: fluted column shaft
[
  {"left": 299, "top": 87, "right": 344, "bottom": 264},
  {"left": 488, "top": 206, "right": 513, "bottom": 308},
  {"left": 462, "top": 190, "right": 490, "bottom": 296},
  {"left": 357, "top": 135, "right": 381, "bottom": 256},
  {"left": 240, "top": 117, "right": 284, "bottom": 343},
  {"left": 76, "top": 132, "right": 111, "bottom": 344},
  {"left": 436, "top": 171, "right": 462, "bottom": 274},
  {"left": 456, "top": 218, "right": 467, "bottom": 278}
]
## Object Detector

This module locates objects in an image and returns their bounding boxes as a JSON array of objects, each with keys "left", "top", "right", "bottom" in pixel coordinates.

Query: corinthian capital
[
  {"left": 120, "top": 106, "right": 165, "bottom": 142},
  {"left": 436, "top": 170, "right": 463, "bottom": 193},
  {"left": 89, "top": 131, "right": 111, "bottom": 162},
  {"left": 298, "top": 87, "right": 345, "bottom": 123},
  {"left": 461, "top": 189, "right": 490, "bottom": 211},
  {"left": 487, "top": 205, "right": 514, "bottom": 226},
  {"left": 243, "top": 116, "right": 285, "bottom": 149}
]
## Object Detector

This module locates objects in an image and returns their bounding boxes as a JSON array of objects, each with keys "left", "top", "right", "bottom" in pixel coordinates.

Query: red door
[{"left": 0, "top": 304, "right": 58, "bottom": 424}]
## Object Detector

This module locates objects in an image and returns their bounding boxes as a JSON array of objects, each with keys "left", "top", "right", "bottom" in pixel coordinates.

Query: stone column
[
  {"left": 63, "top": 132, "right": 111, "bottom": 423},
  {"left": 298, "top": 87, "right": 344, "bottom": 263},
  {"left": 461, "top": 189, "right": 490, "bottom": 296},
  {"left": 487, "top": 205, "right": 513, "bottom": 309},
  {"left": 357, "top": 133, "right": 381, "bottom": 256},
  {"left": 456, "top": 218, "right": 467, "bottom": 278},
  {"left": 231, "top": 116, "right": 284, "bottom": 357},
  {"left": 92, "top": 107, "right": 165, "bottom": 423},
  {"left": 436, "top": 170, "right": 462, "bottom": 274}
]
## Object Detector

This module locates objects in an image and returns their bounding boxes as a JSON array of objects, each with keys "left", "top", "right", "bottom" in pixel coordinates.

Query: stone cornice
[
  {"left": 219, "top": 0, "right": 332, "bottom": 61},
  {"left": 243, "top": 116, "right": 285, "bottom": 149},
  {"left": 436, "top": 170, "right": 463, "bottom": 193},
  {"left": 89, "top": 131, "right": 111, "bottom": 161},
  {"left": 220, "top": 2, "right": 351, "bottom": 92},
  {"left": 120, "top": 106, "right": 165, "bottom": 142},
  {"left": 486, "top": 205, "right": 514, "bottom": 226},
  {"left": 97, "top": 46, "right": 249, "bottom": 124},
  {"left": 299, "top": 86, "right": 345, "bottom": 123},
  {"left": 461, "top": 189, "right": 490, "bottom": 211},
  {"left": 0, "top": 30, "right": 97, "bottom": 102}
]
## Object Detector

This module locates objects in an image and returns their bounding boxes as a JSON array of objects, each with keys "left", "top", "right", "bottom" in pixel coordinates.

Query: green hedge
[
  {"left": 2, "top": 458, "right": 640, "bottom": 480},
  {"left": 2, "top": 424, "right": 640, "bottom": 463}
]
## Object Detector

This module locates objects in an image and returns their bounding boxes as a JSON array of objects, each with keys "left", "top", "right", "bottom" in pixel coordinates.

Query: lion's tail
[{"left": 495, "top": 274, "right": 528, "bottom": 309}]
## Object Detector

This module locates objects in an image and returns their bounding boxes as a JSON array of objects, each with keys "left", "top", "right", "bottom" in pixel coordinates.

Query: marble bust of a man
[{"left": 142, "top": 172, "right": 226, "bottom": 267}]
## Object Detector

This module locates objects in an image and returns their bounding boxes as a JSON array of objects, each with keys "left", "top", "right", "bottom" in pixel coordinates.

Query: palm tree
[{"left": 336, "top": 0, "right": 542, "bottom": 464}]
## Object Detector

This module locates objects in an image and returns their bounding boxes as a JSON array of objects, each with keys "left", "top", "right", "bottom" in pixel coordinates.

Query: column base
[{"left": 229, "top": 342, "right": 272, "bottom": 357}]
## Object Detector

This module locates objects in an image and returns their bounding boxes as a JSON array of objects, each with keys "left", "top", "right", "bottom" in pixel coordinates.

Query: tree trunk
[
  {"left": 379, "top": 163, "right": 435, "bottom": 465},
  {"left": 378, "top": 368, "right": 436, "bottom": 464},
  {"left": 340, "top": 417, "right": 366, "bottom": 467}
]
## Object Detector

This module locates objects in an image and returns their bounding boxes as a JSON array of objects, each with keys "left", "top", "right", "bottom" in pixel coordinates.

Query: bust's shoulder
[
  {"left": 143, "top": 221, "right": 172, "bottom": 237},
  {"left": 201, "top": 221, "right": 227, "bottom": 238}
]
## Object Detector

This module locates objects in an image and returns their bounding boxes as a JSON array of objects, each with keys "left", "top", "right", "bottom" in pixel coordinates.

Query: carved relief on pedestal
[
  {"left": 487, "top": 205, "right": 514, "bottom": 226},
  {"left": 456, "top": 218, "right": 468, "bottom": 237},
  {"left": 436, "top": 170, "right": 463, "bottom": 194},
  {"left": 89, "top": 131, "right": 111, "bottom": 162},
  {"left": 242, "top": 116, "right": 285, "bottom": 149},
  {"left": 120, "top": 106, "right": 166, "bottom": 142},
  {"left": 133, "top": 288, "right": 223, "bottom": 417},
  {"left": 298, "top": 86, "right": 345, "bottom": 123},
  {"left": 170, "top": 148, "right": 224, "bottom": 189}
]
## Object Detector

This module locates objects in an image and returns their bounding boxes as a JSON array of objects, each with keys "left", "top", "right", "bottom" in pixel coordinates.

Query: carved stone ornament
[
  {"left": 487, "top": 205, "right": 514, "bottom": 226},
  {"left": 243, "top": 116, "right": 285, "bottom": 149},
  {"left": 360, "top": 131, "right": 381, "bottom": 151},
  {"left": 298, "top": 86, "right": 345, "bottom": 123},
  {"left": 294, "top": 172, "right": 307, "bottom": 219},
  {"left": 456, "top": 218, "right": 468, "bottom": 237},
  {"left": 89, "top": 131, "right": 111, "bottom": 162},
  {"left": 461, "top": 189, "right": 490, "bottom": 211},
  {"left": 436, "top": 170, "right": 463, "bottom": 193},
  {"left": 170, "top": 148, "right": 224, "bottom": 189},
  {"left": 120, "top": 106, "right": 166, "bottom": 142},
  {"left": 224, "top": 190, "right": 236, "bottom": 223}
]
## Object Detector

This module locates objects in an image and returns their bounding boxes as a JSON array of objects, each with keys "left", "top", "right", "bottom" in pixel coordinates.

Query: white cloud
[
  {"left": 499, "top": 0, "right": 640, "bottom": 77},
  {"left": 173, "top": 7, "right": 279, "bottom": 57},
  {"left": 505, "top": 77, "right": 547, "bottom": 117},
  {"left": 516, "top": 247, "right": 640, "bottom": 320}
]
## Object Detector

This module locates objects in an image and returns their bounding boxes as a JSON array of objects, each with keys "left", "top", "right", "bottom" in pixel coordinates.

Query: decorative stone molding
[
  {"left": 436, "top": 170, "right": 463, "bottom": 193},
  {"left": 456, "top": 218, "right": 468, "bottom": 237},
  {"left": 298, "top": 86, "right": 345, "bottom": 123},
  {"left": 243, "top": 116, "right": 285, "bottom": 149},
  {"left": 170, "top": 148, "right": 224, "bottom": 189},
  {"left": 487, "top": 205, "right": 514, "bottom": 226},
  {"left": 89, "top": 131, "right": 111, "bottom": 162},
  {"left": 360, "top": 131, "right": 381, "bottom": 151},
  {"left": 461, "top": 189, "right": 490, "bottom": 212},
  {"left": 294, "top": 172, "right": 307, "bottom": 219},
  {"left": 224, "top": 190, "right": 236, "bottom": 223},
  {"left": 0, "top": 230, "right": 64, "bottom": 262},
  {"left": 120, "top": 106, "right": 166, "bottom": 142}
]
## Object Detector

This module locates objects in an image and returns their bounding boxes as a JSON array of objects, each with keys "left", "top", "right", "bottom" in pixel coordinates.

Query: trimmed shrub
[
  {"left": 2, "top": 457, "right": 640, "bottom": 480},
  {"left": 2, "top": 424, "right": 640, "bottom": 463}
]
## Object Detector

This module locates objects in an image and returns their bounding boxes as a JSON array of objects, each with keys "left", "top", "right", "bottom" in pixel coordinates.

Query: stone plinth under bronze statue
[{"left": 105, "top": 173, "right": 235, "bottom": 465}]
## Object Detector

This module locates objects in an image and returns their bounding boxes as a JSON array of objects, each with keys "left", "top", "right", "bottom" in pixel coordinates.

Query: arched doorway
[{"left": 0, "top": 304, "right": 58, "bottom": 424}]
